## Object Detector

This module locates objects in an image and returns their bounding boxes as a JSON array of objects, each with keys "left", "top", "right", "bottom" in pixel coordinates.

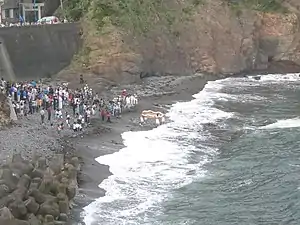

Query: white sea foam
[
  {"left": 260, "top": 117, "right": 300, "bottom": 130},
  {"left": 248, "top": 73, "right": 300, "bottom": 82},
  {"left": 82, "top": 73, "right": 300, "bottom": 225},
  {"left": 82, "top": 79, "right": 234, "bottom": 225}
]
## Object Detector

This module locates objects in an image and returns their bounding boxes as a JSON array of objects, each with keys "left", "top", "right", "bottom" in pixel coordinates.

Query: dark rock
[
  {"left": 69, "top": 157, "right": 79, "bottom": 169},
  {"left": 67, "top": 167, "right": 77, "bottom": 180},
  {"left": 58, "top": 213, "right": 68, "bottom": 222},
  {"left": 11, "top": 153, "right": 23, "bottom": 163},
  {"left": 0, "top": 169, "right": 19, "bottom": 190},
  {"left": 60, "top": 177, "right": 68, "bottom": 185},
  {"left": 0, "top": 184, "right": 10, "bottom": 198},
  {"left": 17, "top": 174, "right": 31, "bottom": 189},
  {"left": 57, "top": 183, "right": 67, "bottom": 195},
  {"left": 31, "top": 178, "right": 42, "bottom": 186},
  {"left": 12, "top": 187, "right": 28, "bottom": 200},
  {"left": 10, "top": 162, "right": 34, "bottom": 177},
  {"left": 45, "top": 214, "right": 54, "bottom": 222},
  {"left": 56, "top": 193, "right": 67, "bottom": 202},
  {"left": 28, "top": 189, "right": 45, "bottom": 205},
  {"left": 28, "top": 182, "right": 39, "bottom": 192},
  {"left": 8, "top": 199, "right": 27, "bottom": 219},
  {"left": 36, "top": 215, "right": 43, "bottom": 222},
  {"left": 27, "top": 213, "right": 41, "bottom": 225},
  {"left": 39, "top": 178, "right": 53, "bottom": 194},
  {"left": 0, "top": 206, "right": 14, "bottom": 219},
  {"left": 38, "top": 202, "right": 59, "bottom": 218},
  {"left": 30, "top": 169, "right": 44, "bottom": 179},
  {"left": 24, "top": 197, "right": 39, "bottom": 214},
  {"left": 49, "top": 180, "right": 60, "bottom": 195},
  {"left": 140, "top": 71, "right": 160, "bottom": 79},
  {"left": 66, "top": 184, "right": 76, "bottom": 200},
  {"left": 36, "top": 158, "right": 47, "bottom": 171},
  {"left": 58, "top": 201, "right": 69, "bottom": 214},
  {"left": 43, "top": 194, "right": 57, "bottom": 204},
  {"left": 48, "top": 155, "right": 64, "bottom": 175},
  {"left": 0, "top": 194, "right": 16, "bottom": 208},
  {"left": 29, "top": 189, "right": 58, "bottom": 206}
]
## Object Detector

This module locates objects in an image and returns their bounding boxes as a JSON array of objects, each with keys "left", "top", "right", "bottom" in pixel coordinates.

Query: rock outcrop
[
  {"left": 59, "top": 0, "right": 300, "bottom": 83},
  {"left": 0, "top": 153, "right": 80, "bottom": 224}
]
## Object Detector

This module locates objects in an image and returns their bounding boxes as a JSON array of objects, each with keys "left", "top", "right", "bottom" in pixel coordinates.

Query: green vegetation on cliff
[
  {"left": 61, "top": 0, "right": 287, "bottom": 33},
  {"left": 61, "top": 0, "right": 203, "bottom": 34},
  {"left": 227, "top": 0, "right": 287, "bottom": 13}
]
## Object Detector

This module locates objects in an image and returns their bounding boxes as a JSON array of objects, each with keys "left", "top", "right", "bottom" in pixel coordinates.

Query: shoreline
[
  {"left": 74, "top": 71, "right": 299, "bottom": 223},
  {"left": 72, "top": 73, "right": 218, "bottom": 224},
  {"left": 0, "top": 71, "right": 294, "bottom": 224}
]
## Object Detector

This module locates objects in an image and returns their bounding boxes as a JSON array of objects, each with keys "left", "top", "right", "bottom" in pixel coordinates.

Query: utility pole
[
  {"left": 0, "top": 0, "right": 4, "bottom": 24},
  {"left": 33, "top": 0, "right": 37, "bottom": 22},
  {"left": 60, "top": 0, "right": 65, "bottom": 20}
]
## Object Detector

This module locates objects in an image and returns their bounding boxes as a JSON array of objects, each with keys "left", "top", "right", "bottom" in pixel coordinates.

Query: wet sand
[{"left": 69, "top": 73, "right": 219, "bottom": 224}]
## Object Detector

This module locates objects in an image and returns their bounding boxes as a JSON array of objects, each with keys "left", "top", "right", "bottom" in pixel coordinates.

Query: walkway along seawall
[{"left": 0, "top": 23, "right": 82, "bottom": 81}]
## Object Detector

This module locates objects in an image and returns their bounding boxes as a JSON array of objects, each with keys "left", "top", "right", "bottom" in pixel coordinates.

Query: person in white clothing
[
  {"left": 58, "top": 95, "right": 63, "bottom": 110},
  {"left": 66, "top": 113, "right": 71, "bottom": 128},
  {"left": 40, "top": 108, "right": 45, "bottom": 124},
  {"left": 86, "top": 108, "right": 91, "bottom": 124}
]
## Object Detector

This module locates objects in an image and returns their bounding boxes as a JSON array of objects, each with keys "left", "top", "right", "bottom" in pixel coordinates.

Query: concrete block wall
[{"left": 0, "top": 23, "right": 82, "bottom": 81}]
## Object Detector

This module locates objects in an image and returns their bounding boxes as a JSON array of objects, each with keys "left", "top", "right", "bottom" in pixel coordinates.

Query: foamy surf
[
  {"left": 82, "top": 79, "right": 234, "bottom": 225},
  {"left": 248, "top": 73, "right": 300, "bottom": 82},
  {"left": 260, "top": 117, "right": 300, "bottom": 130}
]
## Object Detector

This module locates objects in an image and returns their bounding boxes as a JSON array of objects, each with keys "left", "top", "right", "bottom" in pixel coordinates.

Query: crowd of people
[{"left": 0, "top": 77, "right": 138, "bottom": 134}]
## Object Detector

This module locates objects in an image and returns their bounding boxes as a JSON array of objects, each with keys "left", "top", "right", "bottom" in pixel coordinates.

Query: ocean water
[{"left": 83, "top": 73, "right": 300, "bottom": 225}]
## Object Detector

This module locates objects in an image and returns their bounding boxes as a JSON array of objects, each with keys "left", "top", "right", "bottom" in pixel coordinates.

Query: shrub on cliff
[
  {"left": 227, "top": 0, "right": 287, "bottom": 13},
  {"left": 64, "top": 0, "right": 91, "bottom": 21},
  {"left": 61, "top": 0, "right": 203, "bottom": 34}
]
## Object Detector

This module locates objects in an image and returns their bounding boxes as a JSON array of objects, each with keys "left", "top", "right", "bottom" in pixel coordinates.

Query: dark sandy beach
[{"left": 68, "top": 73, "right": 220, "bottom": 224}]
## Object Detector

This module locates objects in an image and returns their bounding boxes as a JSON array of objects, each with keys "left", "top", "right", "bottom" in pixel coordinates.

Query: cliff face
[{"left": 67, "top": 0, "right": 300, "bottom": 82}]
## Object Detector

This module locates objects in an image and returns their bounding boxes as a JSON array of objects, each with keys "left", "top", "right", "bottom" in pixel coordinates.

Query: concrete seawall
[{"left": 0, "top": 23, "right": 82, "bottom": 81}]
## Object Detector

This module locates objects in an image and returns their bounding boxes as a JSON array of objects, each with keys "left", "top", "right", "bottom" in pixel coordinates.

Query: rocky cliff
[{"left": 59, "top": 0, "right": 300, "bottom": 82}]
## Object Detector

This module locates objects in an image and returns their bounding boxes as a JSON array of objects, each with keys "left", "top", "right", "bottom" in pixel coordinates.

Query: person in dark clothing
[
  {"left": 80, "top": 74, "right": 84, "bottom": 84},
  {"left": 47, "top": 107, "right": 51, "bottom": 122},
  {"left": 49, "top": 86, "right": 54, "bottom": 95},
  {"left": 72, "top": 101, "right": 76, "bottom": 116},
  {"left": 6, "top": 82, "right": 10, "bottom": 95},
  {"left": 100, "top": 108, "right": 106, "bottom": 121},
  {"left": 53, "top": 95, "right": 58, "bottom": 110},
  {"left": 29, "top": 101, "right": 33, "bottom": 114}
]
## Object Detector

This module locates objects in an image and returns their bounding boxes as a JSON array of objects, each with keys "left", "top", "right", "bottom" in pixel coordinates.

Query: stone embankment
[{"left": 0, "top": 152, "right": 80, "bottom": 225}]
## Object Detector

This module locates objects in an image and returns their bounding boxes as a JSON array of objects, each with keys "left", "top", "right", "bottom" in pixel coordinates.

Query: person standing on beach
[
  {"left": 106, "top": 110, "right": 111, "bottom": 123},
  {"left": 86, "top": 107, "right": 91, "bottom": 124},
  {"left": 66, "top": 113, "right": 70, "bottom": 128},
  {"left": 19, "top": 101, "right": 24, "bottom": 117},
  {"left": 40, "top": 108, "right": 45, "bottom": 124},
  {"left": 100, "top": 108, "right": 106, "bottom": 121},
  {"left": 71, "top": 98, "right": 76, "bottom": 116},
  {"left": 47, "top": 106, "right": 52, "bottom": 122}
]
